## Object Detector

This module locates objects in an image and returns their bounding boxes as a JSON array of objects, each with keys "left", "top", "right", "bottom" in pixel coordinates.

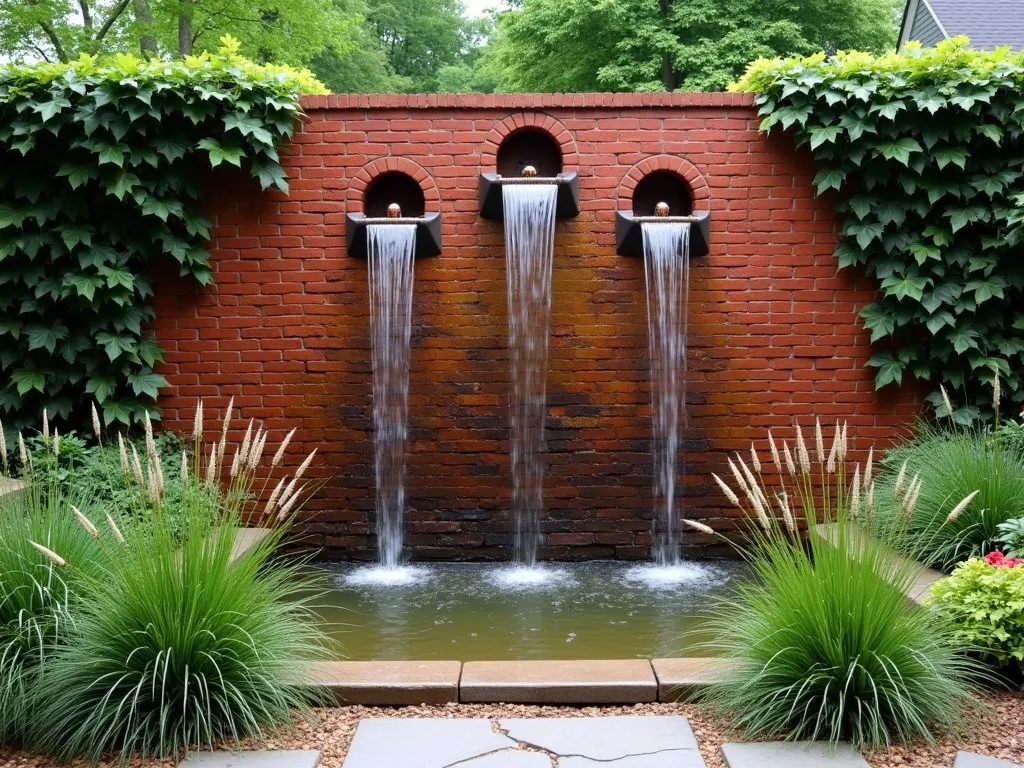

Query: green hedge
[
  {"left": 0, "top": 37, "right": 324, "bottom": 431},
  {"left": 734, "top": 38, "right": 1024, "bottom": 422}
]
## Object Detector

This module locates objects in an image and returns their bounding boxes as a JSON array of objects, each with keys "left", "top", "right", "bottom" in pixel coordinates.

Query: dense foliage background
[
  {"left": 0, "top": 38, "right": 322, "bottom": 430},
  {"left": 734, "top": 39, "right": 1024, "bottom": 421}
]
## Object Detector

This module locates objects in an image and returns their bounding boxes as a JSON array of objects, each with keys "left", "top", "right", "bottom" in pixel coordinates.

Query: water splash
[
  {"left": 641, "top": 222, "right": 691, "bottom": 567},
  {"left": 503, "top": 184, "right": 558, "bottom": 567},
  {"left": 367, "top": 224, "right": 417, "bottom": 570}
]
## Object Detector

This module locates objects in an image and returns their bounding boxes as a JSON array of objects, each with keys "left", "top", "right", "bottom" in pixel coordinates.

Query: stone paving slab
[
  {"left": 179, "top": 751, "right": 321, "bottom": 768},
  {"left": 651, "top": 657, "right": 737, "bottom": 700},
  {"left": 954, "top": 752, "right": 1024, "bottom": 768},
  {"left": 308, "top": 660, "right": 461, "bottom": 705},
  {"left": 721, "top": 741, "right": 869, "bottom": 768},
  {"left": 460, "top": 659, "right": 657, "bottom": 703},
  {"left": 341, "top": 716, "right": 705, "bottom": 768}
]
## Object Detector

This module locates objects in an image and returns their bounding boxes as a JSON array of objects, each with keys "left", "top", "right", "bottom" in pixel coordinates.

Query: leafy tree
[
  {"left": 490, "top": 0, "right": 901, "bottom": 92},
  {"left": 367, "top": 0, "right": 470, "bottom": 91},
  {"left": 310, "top": 0, "right": 412, "bottom": 92}
]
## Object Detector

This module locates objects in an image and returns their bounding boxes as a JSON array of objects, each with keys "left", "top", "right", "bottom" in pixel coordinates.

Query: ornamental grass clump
[
  {"left": 698, "top": 420, "right": 985, "bottom": 748},
  {"left": 875, "top": 381, "right": 1024, "bottom": 570}
]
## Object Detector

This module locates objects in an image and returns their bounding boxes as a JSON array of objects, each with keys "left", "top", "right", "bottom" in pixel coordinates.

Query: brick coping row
[{"left": 299, "top": 92, "right": 756, "bottom": 111}]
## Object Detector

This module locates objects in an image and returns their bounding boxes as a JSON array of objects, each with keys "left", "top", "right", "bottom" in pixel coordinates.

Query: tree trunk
[
  {"left": 658, "top": 0, "right": 676, "bottom": 92},
  {"left": 178, "top": 11, "right": 193, "bottom": 56},
  {"left": 135, "top": 0, "right": 156, "bottom": 56}
]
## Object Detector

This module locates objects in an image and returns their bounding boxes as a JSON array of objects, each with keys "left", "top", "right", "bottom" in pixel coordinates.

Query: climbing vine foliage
[
  {"left": 0, "top": 37, "right": 324, "bottom": 430},
  {"left": 735, "top": 39, "right": 1024, "bottom": 422}
]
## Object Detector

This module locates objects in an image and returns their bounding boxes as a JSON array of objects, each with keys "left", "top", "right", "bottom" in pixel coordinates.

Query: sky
[{"left": 463, "top": 0, "right": 508, "bottom": 17}]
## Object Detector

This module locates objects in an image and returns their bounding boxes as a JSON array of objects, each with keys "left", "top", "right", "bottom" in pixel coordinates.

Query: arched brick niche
[
  {"left": 616, "top": 156, "right": 710, "bottom": 216},
  {"left": 346, "top": 157, "right": 440, "bottom": 216},
  {"left": 480, "top": 113, "right": 579, "bottom": 175}
]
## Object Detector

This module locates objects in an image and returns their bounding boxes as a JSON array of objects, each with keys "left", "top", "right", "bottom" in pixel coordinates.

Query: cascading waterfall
[
  {"left": 503, "top": 183, "right": 558, "bottom": 568},
  {"left": 367, "top": 223, "right": 417, "bottom": 571},
  {"left": 642, "top": 222, "right": 691, "bottom": 568}
]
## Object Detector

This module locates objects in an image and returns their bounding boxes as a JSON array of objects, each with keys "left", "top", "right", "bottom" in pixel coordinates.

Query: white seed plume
[
  {"left": 815, "top": 418, "right": 825, "bottom": 464},
  {"left": 850, "top": 463, "right": 861, "bottom": 519},
  {"left": 146, "top": 463, "right": 160, "bottom": 506},
  {"left": 229, "top": 446, "right": 241, "bottom": 478},
  {"left": 276, "top": 477, "right": 298, "bottom": 513},
  {"left": 783, "top": 442, "right": 796, "bottom": 476},
  {"left": 993, "top": 375, "right": 1001, "bottom": 412},
  {"left": 940, "top": 385, "right": 954, "bottom": 418},
  {"left": 18, "top": 432, "right": 27, "bottom": 468},
  {"left": 106, "top": 513, "right": 125, "bottom": 545},
  {"left": 219, "top": 395, "right": 234, "bottom": 449},
  {"left": 53, "top": 430, "right": 60, "bottom": 458},
  {"left": 893, "top": 460, "right": 908, "bottom": 501},
  {"left": 838, "top": 422, "right": 848, "bottom": 465},
  {"left": 795, "top": 424, "right": 811, "bottom": 474},
  {"left": 712, "top": 473, "right": 741, "bottom": 507},
  {"left": 293, "top": 448, "right": 317, "bottom": 482},
  {"left": 750, "top": 444, "right": 761, "bottom": 475},
  {"left": 193, "top": 400, "right": 204, "bottom": 441},
  {"left": 276, "top": 483, "right": 307, "bottom": 522},
  {"left": 864, "top": 446, "right": 874, "bottom": 491},
  {"left": 130, "top": 444, "right": 145, "bottom": 489},
  {"left": 728, "top": 456, "right": 749, "bottom": 492},
  {"left": 238, "top": 419, "right": 254, "bottom": 470},
  {"left": 751, "top": 494, "right": 771, "bottom": 531},
  {"left": 902, "top": 475, "right": 922, "bottom": 517},
  {"left": 264, "top": 477, "right": 286, "bottom": 518},
  {"left": 180, "top": 451, "right": 188, "bottom": 483},
  {"left": 866, "top": 480, "right": 876, "bottom": 517},
  {"left": 155, "top": 454, "right": 164, "bottom": 496},
  {"left": 30, "top": 541, "right": 65, "bottom": 567},
  {"left": 272, "top": 428, "right": 295, "bottom": 468},
  {"left": 767, "top": 430, "right": 782, "bottom": 473},
  {"left": 737, "top": 455, "right": 767, "bottom": 509},
  {"left": 91, "top": 402, "right": 102, "bottom": 442},
  {"left": 826, "top": 422, "right": 839, "bottom": 474},
  {"left": 42, "top": 408, "right": 49, "bottom": 444},
  {"left": 248, "top": 429, "right": 268, "bottom": 471},
  {"left": 947, "top": 490, "right": 980, "bottom": 524},
  {"left": 0, "top": 418, "right": 7, "bottom": 473},
  {"left": 72, "top": 506, "right": 99, "bottom": 539},
  {"left": 777, "top": 492, "right": 796, "bottom": 533},
  {"left": 118, "top": 433, "right": 129, "bottom": 473},
  {"left": 683, "top": 519, "right": 715, "bottom": 536},
  {"left": 144, "top": 412, "right": 154, "bottom": 456},
  {"left": 205, "top": 444, "right": 218, "bottom": 487}
]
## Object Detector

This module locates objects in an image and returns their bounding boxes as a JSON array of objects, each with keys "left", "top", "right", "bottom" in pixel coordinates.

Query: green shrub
[
  {"left": 700, "top": 422, "right": 984, "bottom": 748},
  {"left": 929, "top": 555, "right": 1024, "bottom": 673},
  {"left": 997, "top": 518, "right": 1024, "bottom": 556},
  {"left": 733, "top": 39, "right": 1024, "bottom": 422},
  {"left": 0, "top": 37, "right": 325, "bottom": 432}
]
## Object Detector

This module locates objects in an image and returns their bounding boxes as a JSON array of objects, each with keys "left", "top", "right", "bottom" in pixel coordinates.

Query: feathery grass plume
[
  {"left": 838, "top": 422, "right": 848, "bottom": 465},
  {"left": 106, "top": 513, "right": 125, "bottom": 545},
  {"left": 940, "top": 385, "right": 954, "bottom": 419},
  {"left": 180, "top": 451, "right": 189, "bottom": 483},
  {"left": 728, "top": 456, "right": 750, "bottom": 493},
  {"left": 193, "top": 400, "right": 204, "bottom": 440},
  {"left": 272, "top": 428, "right": 295, "bottom": 468},
  {"left": 91, "top": 402, "right": 102, "bottom": 444},
  {"left": 947, "top": 490, "right": 980, "bottom": 524},
  {"left": 783, "top": 442, "right": 796, "bottom": 476},
  {"left": 826, "top": 422, "right": 839, "bottom": 474},
  {"left": 248, "top": 429, "right": 268, "bottom": 471},
  {"left": 0, "top": 419, "right": 7, "bottom": 475},
  {"left": 795, "top": 424, "right": 811, "bottom": 474},
  {"left": 993, "top": 374, "right": 1001, "bottom": 413},
  {"left": 72, "top": 506, "right": 99, "bottom": 540},
  {"left": 901, "top": 476, "right": 922, "bottom": 527},
  {"left": 42, "top": 409, "right": 49, "bottom": 445},
  {"left": 143, "top": 413, "right": 157, "bottom": 467},
  {"left": 129, "top": 444, "right": 145, "bottom": 490},
  {"left": 263, "top": 477, "right": 286, "bottom": 520},
  {"left": 18, "top": 432, "right": 28, "bottom": 468},
  {"left": 275, "top": 483, "right": 307, "bottom": 522},
  {"left": 53, "top": 430, "right": 60, "bottom": 458},
  {"left": 275, "top": 477, "right": 299, "bottom": 515},
  {"left": 698, "top": 428, "right": 985, "bottom": 749},
  {"left": 293, "top": 448, "right": 317, "bottom": 482},
  {"left": 892, "top": 459, "right": 908, "bottom": 501},
  {"left": 750, "top": 444, "right": 761, "bottom": 474},
  {"left": 218, "top": 395, "right": 235, "bottom": 461},
  {"left": 229, "top": 446, "right": 241, "bottom": 478},
  {"left": 712, "top": 473, "right": 741, "bottom": 507},
  {"left": 815, "top": 418, "right": 825, "bottom": 464},
  {"left": 238, "top": 419, "right": 254, "bottom": 469},
  {"left": 866, "top": 481, "right": 875, "bottom": 518},
  {"left": 683, "top": 519, "right": 715, "bottom": 535},
  {"left": 864, "top": 446, "right": 874, "bottom": 490},
  {"left": 738, "top": 454, "right": 772, "bottom": 514},
  {"left": 117, "top": 433, "right": 129, "bottom": 473},
  {"left": 29, "top": 541, "right": 66, "bottom": 567},
  {"left": 767, "top": 430, "right": 782, "bottom": 473},
  {"left": 850, "top": 463, "right": 861, "bottom": 519},
  {"left": 204, "top": 444, "right": 218, "bottom": 487},
  {"left": 146, "top": 463, "right": 160, "bottom": 507}
]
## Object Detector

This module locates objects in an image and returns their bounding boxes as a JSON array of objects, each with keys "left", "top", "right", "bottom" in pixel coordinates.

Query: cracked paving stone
[
  {"left": 721, "top": 741, "right": 870, "bottom": 767},
  {"left": 499, "top": 715, "right": 703, "bottom": 765},
  {"left": 461, "top": 750, "right": 553, "bottom": 767},
  {"left": 341, "top": 718, "right": 514, "bottom": 767}
]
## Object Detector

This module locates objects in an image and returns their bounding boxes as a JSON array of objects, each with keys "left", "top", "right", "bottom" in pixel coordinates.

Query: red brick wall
[{"left": 150, "top": 93, "right": 920, "bottom": 561}]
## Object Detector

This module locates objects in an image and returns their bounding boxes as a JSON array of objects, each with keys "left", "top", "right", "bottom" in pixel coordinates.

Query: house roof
[{"left": 898, "top": 0, "right": 1024, "bottom": 50}]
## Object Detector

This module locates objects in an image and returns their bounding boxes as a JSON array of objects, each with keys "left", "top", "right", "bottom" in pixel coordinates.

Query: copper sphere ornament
[
  {"left": 521, "top": 165, "right": 538, "bottom": 178},
  {"left": 654, "top": 201, "right": 671, "bottom": 217},
  {"left": 386, "top": 203, "right": 402, "bottom": 218}
]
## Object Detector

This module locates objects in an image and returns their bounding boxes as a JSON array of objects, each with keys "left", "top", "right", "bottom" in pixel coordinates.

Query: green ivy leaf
[
  {"left": 925, "top": 311, "right": 955, "bottom": 335},
  {"left": 933, "top": 147, "right": 968, "bottom": 170},
  {"left": 860, "top": 304, "right": 895, "bottom": 341},
  {"left": 95, "top": 331, "right": 135, "bottom": 361},
  {"left": 197, "top": 138, "right": 244, "bottom": 168},
  {"left": 965, "top": 276, "right": 1007, "bottom": 303},
  {"left": 876, "top": 138, "right": 923, "bottom": 166},
  {"left": 11, "top": 369, "right": 46, "bottom": 395},
  {"left": 909, "top": 241, "right": 942, "bottom": 265},
  {"left": 867, "top": 352, "right": 904, "bottom": 389},
  {"left": 881, "top": 273, "right": 929, "bottom": 301},
  {"left": 85, "top": 375, "right": 117, "bottom": 403},
  {"left": 845, "top": 221, "right": 884, "bottom": 249},
  {"left": 126, "top": 371, "right": 167, "bottom": 398},
  {"left": 25, "top": 324, "right": 66, "bottom": 353}
]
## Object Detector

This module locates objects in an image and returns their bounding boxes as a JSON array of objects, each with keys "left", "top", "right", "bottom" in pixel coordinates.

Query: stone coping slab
[
  {"left": 954, "top": 752, "right": 1024, "bottom": 768},
  {"left": 230, "top": 527, "right": 272, "bottom": 564},
  {"left": 308, "top": 660, "right": 461, "bottom": 705},
  {"left": 652, "top": 658, "right": 737, "bottom": 701},
  {"left": 179, "top": 750, "right": 321, "bottom": 768},
  {"left": 721, "top": 741, "right": 869, "bottom": 768},
  {"left": 341, "top": 716, "right": 705, "bottom": 768},
  {"left": 459, "top": 659, "right": 657, "bottom": 704}
]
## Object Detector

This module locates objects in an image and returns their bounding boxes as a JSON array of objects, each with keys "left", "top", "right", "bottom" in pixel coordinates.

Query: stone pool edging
[{"left": 304, "top": 657, "right": 737, "bottom": 705}]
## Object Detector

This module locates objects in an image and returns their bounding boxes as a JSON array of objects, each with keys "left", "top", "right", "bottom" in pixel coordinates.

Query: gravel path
[{"left": 1, "top": 693, "right": 1021, "bottom": 768}]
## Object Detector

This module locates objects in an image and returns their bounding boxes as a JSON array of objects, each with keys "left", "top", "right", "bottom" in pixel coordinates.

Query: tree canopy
[{"left": 487, "top": 0, "right": 902, "bottom": 92}]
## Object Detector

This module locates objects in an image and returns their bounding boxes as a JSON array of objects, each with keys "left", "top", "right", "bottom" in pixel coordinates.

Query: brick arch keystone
[
  {"left": 346, "top": 157, "right": 441, "bottom": 215},
  {"left": 616, "top": 155, "right": 711, "bottom": 211},
  {"left": 480, "top": 112, "right": 579, "bottom": 172}
]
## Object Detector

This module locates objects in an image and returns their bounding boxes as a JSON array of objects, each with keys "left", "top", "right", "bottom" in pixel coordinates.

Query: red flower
[{"left": 984, "top": 550, "right": 1023, "bottom": 567}]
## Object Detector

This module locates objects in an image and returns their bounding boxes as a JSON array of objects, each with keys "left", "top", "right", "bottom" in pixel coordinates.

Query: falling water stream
[
  {"left": 642, "top": 222, "right": 692, "bottom": 568},
  {"left": 367, "top": 223, "right": 417, "bottom": 571},
  {"left": 503, "top": 183, "right": 558, "bottom": 568}
]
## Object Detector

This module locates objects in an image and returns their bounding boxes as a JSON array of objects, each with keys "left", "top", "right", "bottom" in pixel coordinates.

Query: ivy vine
[
  {"left": 735, "top": 38, "right": 1024, "bottom": 422},
  {"left": 0, "top": 37, "right": 324, "bottom": 431}
]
